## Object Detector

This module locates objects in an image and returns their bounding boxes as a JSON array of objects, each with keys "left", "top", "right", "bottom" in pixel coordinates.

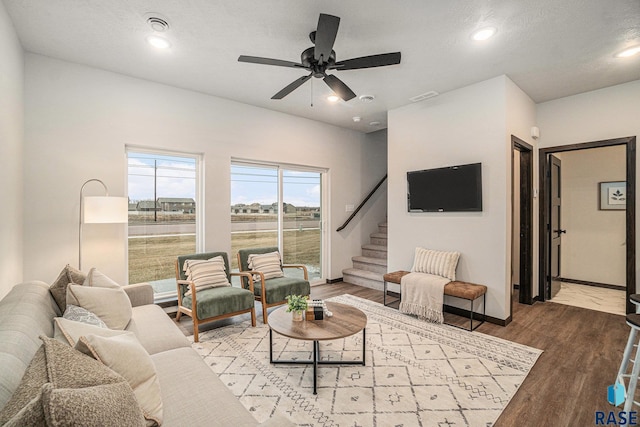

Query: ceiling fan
[{"left": 238, "top": 13, "right": 401, "bottom": 102}]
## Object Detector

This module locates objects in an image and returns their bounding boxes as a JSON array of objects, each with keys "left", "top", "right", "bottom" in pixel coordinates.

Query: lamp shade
[{"left": 83, "top": 196, "right": 128, "bottom": 224}]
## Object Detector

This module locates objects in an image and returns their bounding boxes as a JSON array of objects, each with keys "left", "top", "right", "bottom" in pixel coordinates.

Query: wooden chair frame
[
  {"left": 175, "top": 259, "right": 256, "bottom": 343},
  {"left": 237, "top": 252, "right": 309, "bottom": 324}
]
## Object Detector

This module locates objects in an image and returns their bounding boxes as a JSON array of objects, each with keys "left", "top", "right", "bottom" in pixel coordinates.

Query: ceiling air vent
[
  {"left": 146, "top": 16, "right": 170, "bottom": 32},
  {"left": 409, "top": 91, "right": 439, "bottom": 102}
]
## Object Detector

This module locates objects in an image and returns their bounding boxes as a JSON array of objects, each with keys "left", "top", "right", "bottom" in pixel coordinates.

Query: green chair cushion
[
  {"left": 182, "top": 286, "right": 254, "bottom": 320},
  {"left": 255, "top": 277, "right": 310, "bottom": 305}
]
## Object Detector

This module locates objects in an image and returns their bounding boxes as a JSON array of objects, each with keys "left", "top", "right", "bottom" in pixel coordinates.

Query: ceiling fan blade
[
  {"left": 323, "top": 74, "right": 356, "bottom": 101},
  {"left": 271, "top": 74, "right": 312, "bottom": 99},
  {"left": 238, "top": 55, "right": 304, "bottom": 69},
  {"left": 332, "top": 52, "right": 402, "bottom": 70},
  {"left": 314, "top": 14, "right": 340, "bottom": 64}
]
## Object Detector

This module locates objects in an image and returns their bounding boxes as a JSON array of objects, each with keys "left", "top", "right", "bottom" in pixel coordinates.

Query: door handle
[{"left": 553, "top": 229, "right": 567, "bottom": 234}]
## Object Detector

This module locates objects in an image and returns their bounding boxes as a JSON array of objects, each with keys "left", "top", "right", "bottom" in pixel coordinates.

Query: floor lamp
[{"left": 79, "top": 179, "right": 128, "bottom": 271}]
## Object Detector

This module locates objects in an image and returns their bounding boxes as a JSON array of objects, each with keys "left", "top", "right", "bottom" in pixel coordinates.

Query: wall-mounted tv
[{"left": 407, "top": 163, "right": 483, "bottom": 212}]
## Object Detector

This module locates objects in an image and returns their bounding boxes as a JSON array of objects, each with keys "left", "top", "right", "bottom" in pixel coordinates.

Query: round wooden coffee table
[{"left": 268, "top": 301, "right": 367, "bottom": 394}]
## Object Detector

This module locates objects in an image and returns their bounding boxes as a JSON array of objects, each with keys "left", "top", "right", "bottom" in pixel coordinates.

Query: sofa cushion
[
  {"left": 248, "top": 251, "right": 284, "bottom": 280},
  {"left": 0, "top": 282, "right": 60, "bottom": 411},
  {"left": 252, "top": 276, "right": 310, "bottom": 304},
  {"left": 183, "top": 256, "right": 231, "bottom": 296},
  {"left": 151, "top": 347, "right": 260, "bottom": 427},
  {"left": 63, "top": 305, "right": 107, "bottom": 328},
  {"left": 182, "top": 286, "right": 255, "bottom": 320},
  {"left": 75, "top": 333, "right": 163, "bottom": 426},
  {"left": 66, "top": 284, "right": 132, "bottom": 330},
  {"left": 126, "top": 304, "right": 190, "bottom": 355},
  {"left": 53, "top": 317, "right": 126, "bottom": 346}
]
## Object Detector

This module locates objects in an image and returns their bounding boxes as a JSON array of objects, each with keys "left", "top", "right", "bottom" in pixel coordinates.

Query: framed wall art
[{"left": 599, "top": 181, "right": 626, "bottom": 210}]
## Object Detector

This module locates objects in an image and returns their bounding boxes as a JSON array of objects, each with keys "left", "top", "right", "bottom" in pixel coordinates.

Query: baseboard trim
[
  {"left": 326, "top": 277, "right": 343, "bottom": 284},
  {"left": 443, "top": 304, "right": 509, "bottom": 327},
  {"left": 558, "top": 277, "right": 625, "bottom": 290}
]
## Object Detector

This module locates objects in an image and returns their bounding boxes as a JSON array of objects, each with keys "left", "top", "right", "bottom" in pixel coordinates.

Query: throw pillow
[
  {"left": 75, "top": 333, "right": 163, "bottom": 426},
  {"left": 49, "top": 265, "right": 87, "bottom": 313},
  {"left": 183, "top": 256, "right": 231, "bottom": 296},
  {"left": 66, "top": 284, "right": 132, "bottom": 330},
  {"left": 411, "top": 247, "right": 460, "bottom": 281},
  {"left": 54, "top": 317, "right": 127, "bottom": 346},
  {"left": 82, "top": 268, "right": 121, "bottom": 289},
  {"left": 63, "top": 305, "right": 107, "bottom": 329},
  {"left": 42, "top": 382, "right": 145, "bottom": 427},
  {"left": 0, "top": 346, "right": 47, "bottom": 424},
  {"left": 247, "top": 251, "right": 284, "bottom": 280},
  {"left": 0, "top": 336, "right": 145, "bottom": 427}
]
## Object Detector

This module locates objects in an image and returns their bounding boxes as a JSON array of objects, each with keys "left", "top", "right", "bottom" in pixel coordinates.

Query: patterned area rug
[{"left": 191, "top": 294, "right": 542, "bottom": 427}]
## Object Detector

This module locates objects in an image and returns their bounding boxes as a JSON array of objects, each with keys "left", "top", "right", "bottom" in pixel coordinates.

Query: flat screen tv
[{"left": 407, "top": 163, "right": 482, "bottom": 212}]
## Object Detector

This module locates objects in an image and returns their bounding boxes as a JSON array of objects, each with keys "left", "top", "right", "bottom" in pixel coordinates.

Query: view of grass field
[{"left": 128, "top": 229, "right": 320, "bottom": 285}]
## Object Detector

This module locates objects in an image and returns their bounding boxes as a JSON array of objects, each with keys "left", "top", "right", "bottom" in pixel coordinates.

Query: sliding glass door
[{"left": 231, "top": 163, "right": 324, "bottom": 283}]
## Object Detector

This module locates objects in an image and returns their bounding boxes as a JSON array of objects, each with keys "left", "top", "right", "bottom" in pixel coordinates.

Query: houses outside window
[{"left": 231, "top": 162, "right": 325, "bottom": 283}]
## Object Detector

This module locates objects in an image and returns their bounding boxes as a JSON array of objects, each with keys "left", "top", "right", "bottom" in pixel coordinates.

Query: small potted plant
[{"left": 285, "top": 295, "right": 308, "bottom": 321}]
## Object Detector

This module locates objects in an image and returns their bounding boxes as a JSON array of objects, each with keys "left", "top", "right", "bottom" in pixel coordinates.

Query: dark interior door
[
  {"left": 549, "top": 155, "right": 563, "bottom": 299},
  {"left": 519, "top": 148, "right": 532, "bottom": 303}
]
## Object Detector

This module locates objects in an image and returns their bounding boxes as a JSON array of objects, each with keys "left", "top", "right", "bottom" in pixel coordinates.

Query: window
[
  {"left": 231, "top": 162, "right": 324, "bottom": 283},
  {"left": 127, "top": 149, "right": 201, "bottom": 300}
]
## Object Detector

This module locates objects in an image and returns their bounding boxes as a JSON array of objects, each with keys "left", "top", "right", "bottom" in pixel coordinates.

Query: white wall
[
  {"left": 0, "top": 2, "right": 24, "bottom": 298},
  {"left": 23, "top": 54, "right": 386, "bottom": 285},
  {"left": 537, "top": 79, "right": 640, "bottom": 292},
  {"left": 559, "top": 146, "right": 626, "bottom": 286},
  {"left": 388, "top": 76, "right": 535, "bottom": 321}
]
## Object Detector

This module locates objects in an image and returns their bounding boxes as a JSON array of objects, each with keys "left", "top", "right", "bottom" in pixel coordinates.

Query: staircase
[{"left": 342, "top": 222, "right": 387, "bottom": 290}]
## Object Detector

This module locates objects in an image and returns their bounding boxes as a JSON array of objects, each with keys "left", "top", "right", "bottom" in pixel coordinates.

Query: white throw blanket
[{"left": 399, "top": 272, "right": 450, "bottom": 323}]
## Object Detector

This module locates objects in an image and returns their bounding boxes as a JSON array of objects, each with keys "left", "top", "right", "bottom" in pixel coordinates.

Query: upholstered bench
[{"left": 383, "top": 270, "right": 487, "bottom": 331}]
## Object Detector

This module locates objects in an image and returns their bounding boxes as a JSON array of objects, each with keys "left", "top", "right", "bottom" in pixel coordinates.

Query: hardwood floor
[{"left": 172, "top": 282, "right": 630, "bottom": 427}]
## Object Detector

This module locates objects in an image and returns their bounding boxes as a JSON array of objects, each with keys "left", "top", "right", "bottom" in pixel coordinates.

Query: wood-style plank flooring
[{"left": 171, "top": 282, "right": 630, "bottom": 427}]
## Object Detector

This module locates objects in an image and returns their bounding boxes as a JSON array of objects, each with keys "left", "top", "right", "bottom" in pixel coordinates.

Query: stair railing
[{"left": 336, "top": 174, "right": 387, "bottom": 232}]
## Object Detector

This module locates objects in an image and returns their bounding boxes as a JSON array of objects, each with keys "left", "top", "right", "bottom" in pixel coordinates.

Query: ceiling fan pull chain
[{"left": 310, "top": 78, "right": 314, "bottom": 107}]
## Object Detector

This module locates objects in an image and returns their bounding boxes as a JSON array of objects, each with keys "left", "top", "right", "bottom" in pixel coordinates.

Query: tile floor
[{"left": 550, "top": 281, "right": 626, "bottom": 316}]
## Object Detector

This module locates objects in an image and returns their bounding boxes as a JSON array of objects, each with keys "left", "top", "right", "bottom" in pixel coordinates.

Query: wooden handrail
[{"left": 336, "top": 174, "right": 387, "bottom": 232}]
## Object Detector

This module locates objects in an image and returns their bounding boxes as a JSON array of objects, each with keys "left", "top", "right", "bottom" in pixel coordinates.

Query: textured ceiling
[{"left": 3, "top": 0, "right": 639, "bottom": 132}]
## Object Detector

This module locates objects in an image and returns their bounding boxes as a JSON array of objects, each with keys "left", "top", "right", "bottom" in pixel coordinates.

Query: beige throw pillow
[
  {"left": 75, "top": 333, "right": 163, "bottom": 426},
  {"left": 66, "top": 284, "right": 132, "bottom": 330},
  {"left": 183, "top": 256, "right": 231, "bottom": 296},
  {"left": 54, "top": 317, "right": 128, "bottom": 346},
  {"left": 248, "top": 251, "right": 284, "bottom": 280},
  {"left": 411, "top": 247, "right": 460, "bottom": 281},
  {"left": 82, "top": 268, "right": 121, "bottom": 289}
]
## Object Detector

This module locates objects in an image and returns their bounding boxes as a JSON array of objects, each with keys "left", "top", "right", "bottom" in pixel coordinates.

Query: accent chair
[
  {"left": 237, "top": 246, "right": 310, "bottom": 324},
  {"left": 175, "top": 251, "right": 256, "bottom": 342}
]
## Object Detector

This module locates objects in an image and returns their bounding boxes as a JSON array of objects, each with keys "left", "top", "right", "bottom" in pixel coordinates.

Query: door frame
[
  {"left": 538, "top": 136, "right": 636, "bottom": 313},
  {"left": 512, "top": 136, "right": 534, "bottom": 305}
]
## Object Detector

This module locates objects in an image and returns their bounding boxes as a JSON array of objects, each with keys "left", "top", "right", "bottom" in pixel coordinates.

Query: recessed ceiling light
[
  {"left": 146, "top": 35, "right": 171, "bottom": 49},
  {"left": 327, "top": 95, "right": 340, "bottom": 103},
  {"left": 471, "top": 27, "right": 497, "bottom": 41},
  {"left": 615, "top": 45, "right": 640, "bottom": 58},
  {"left": 359, "top": 94, "right": 375, "bottom": 102},
  {"left": 352, "top": 116, "right": 362, "bottom": 122},
  {"left": 369, "top": 121, "right": 381, "bottom": 126}
]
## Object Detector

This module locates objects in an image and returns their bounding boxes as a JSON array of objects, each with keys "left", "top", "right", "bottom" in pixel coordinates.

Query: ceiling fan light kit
[{"left": 238, "top": 13, "right": 401, "bottom": 102}]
